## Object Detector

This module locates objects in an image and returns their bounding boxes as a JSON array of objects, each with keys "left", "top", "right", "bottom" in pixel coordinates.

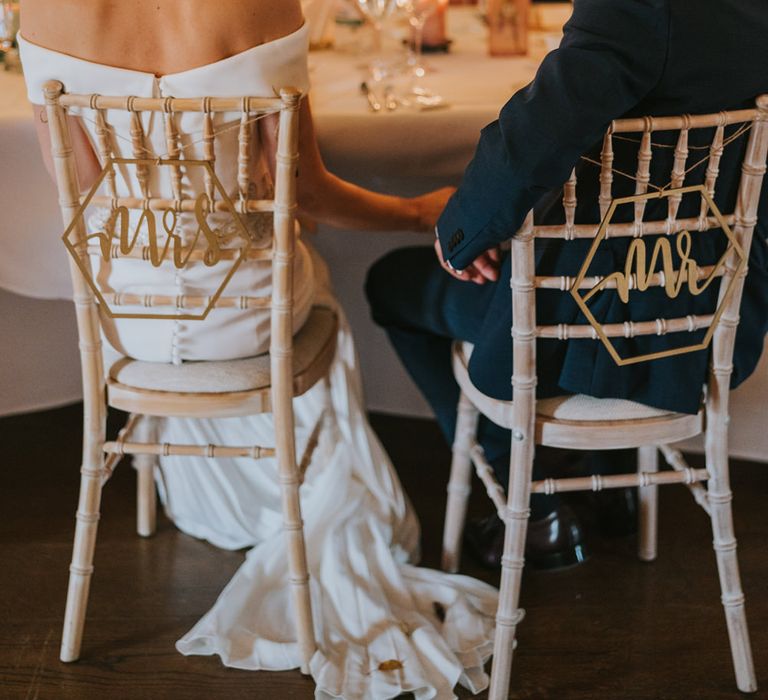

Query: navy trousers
[
  {"left": 365, "top": 246, "right": 564, "bottom": 518},
  {"left": 365, "top": 245, "right": 637, "bottom": 520}
]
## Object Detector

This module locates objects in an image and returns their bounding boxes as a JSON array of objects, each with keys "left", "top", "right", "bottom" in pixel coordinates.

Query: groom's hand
[{"left": 434, "top": 239, "right": 501, "bottom": 285}]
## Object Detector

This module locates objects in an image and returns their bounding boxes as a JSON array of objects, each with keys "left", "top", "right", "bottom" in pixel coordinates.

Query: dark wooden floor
[{"left": 1, "top": 403, "right": 766, "bottom": 700}]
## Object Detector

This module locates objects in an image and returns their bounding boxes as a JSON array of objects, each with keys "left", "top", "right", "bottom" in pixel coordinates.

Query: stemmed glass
[
  {"left": 355, "top": 0, "right": 398, "bottom": 56},
  {"left": 0, "top": 1, "right": 19, "bottom": 70},
  {"left": 395, "top": 0, "right": 447, "bottom": 93}
]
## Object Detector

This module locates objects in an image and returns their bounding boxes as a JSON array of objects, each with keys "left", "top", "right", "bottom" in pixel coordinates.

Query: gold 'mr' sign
[
  {"left": 62, "top": 158, "right": 253, "bottom": 321},
  {"left": 570, "top": 185, "right": 747, "bottom": 366}
]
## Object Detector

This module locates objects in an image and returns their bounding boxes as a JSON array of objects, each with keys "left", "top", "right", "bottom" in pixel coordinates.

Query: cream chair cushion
[
  {"left": 108, "top": 306, "right": 337, "bottom": 393},
  {"left": 536, "top": 394, "right": 671, "bottom": 421},
  {"left": 456, "top": 341, "right": 677, "bottom": 426}
]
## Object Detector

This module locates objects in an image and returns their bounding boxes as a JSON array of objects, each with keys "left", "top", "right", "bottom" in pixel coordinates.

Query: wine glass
[
  {"left": 395, "top": 0, "right": 447, "bottom": 93},
  {"left": 0, "top": 1, "right": 19, "bottom": 70},
  {"left": 355, "top": 0, "right": 398, "bottom": 56}
]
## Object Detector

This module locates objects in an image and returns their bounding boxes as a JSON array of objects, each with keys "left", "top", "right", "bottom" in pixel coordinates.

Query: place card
[{"left": 487, "top": 0, "right": 530, "bottom": 56}]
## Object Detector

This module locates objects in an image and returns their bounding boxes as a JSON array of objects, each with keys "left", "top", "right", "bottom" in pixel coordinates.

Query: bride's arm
[
  {"left": 33, "top": 95, "right": 452, "bottom": 232},
  {"left": 259, "top": 97, "right": 453, "bottom": 233}
]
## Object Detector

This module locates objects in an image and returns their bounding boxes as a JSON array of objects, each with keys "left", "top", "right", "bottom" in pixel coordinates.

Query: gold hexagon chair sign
[
  {"left": 570, "top": 184, "right": 747, "bottom": 366},
  {"left": 62, "top": 157, "right": 253, "bottom": 321}
]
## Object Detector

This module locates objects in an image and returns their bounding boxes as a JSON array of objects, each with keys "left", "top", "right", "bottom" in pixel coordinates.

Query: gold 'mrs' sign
[
  {"left": 62, "top": 158, "right": 253, "bottom": 322},
  {"left": 87, "top": 192, "right": 224, "bottom": 270}
]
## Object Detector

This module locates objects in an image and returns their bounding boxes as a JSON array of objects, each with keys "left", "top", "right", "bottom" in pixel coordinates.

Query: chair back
[
  {"left": 41, "top": 80, "right": 301, "bottom": 419},
  {"left": 505, "top": 96, "right": 768, "bottom": 487},
  {"left": 528, "top": 99, "right": 768, "bottom": 361},
  {"left": 512, "top": 96, "right": 768, "bottom": 373}
]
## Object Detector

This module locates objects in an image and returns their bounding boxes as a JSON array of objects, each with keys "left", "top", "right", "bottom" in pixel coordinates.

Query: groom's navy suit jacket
[{"left": 436, "top": 0, "right": 768, "bottom": 414}]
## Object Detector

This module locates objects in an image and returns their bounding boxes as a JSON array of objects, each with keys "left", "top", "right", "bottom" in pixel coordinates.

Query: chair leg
[
  {"left": 488, "top": 424, "right": 534, "bottom": 700},
  {"left": 133, "top": 416, "right": 157, "bottom": 538},
  {"left": 273, "top": 406, "right": 316, "bottom": 675},
  {"left": 637, "top": 445, "right": 658, "bottom": 562},
  {"left": 278, "top": 460, "right": 316, "bottom": 675},
  {"left": 488, "top": 505, "right": 528, "bottom": 700},
  {"left": 706, "top": 434, "right": 757, "bottom": 692},
  {"left": 135, "top": 457, "right": 157, "bottom": 537},
  {"left": 60, "top": 441, "right": 105, "bottom": 662},
  {"left": 442, "top": 392, "right": 479, "bottom": 573}
]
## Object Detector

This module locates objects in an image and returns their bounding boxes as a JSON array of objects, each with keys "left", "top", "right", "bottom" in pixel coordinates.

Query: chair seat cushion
[
  {"left": 536, "top": 394, "right": 671, "bottom": 421},
  {"left": 456, "top": 341, "right": 677, "bottom": 425},
  {"left": 108, "top": 306, "right": 337, "bottom": 394}
]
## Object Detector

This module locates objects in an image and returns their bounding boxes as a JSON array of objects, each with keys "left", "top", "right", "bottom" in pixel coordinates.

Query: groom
[{"left": 366, "top": 0, "right": 768, "bottom": 568}]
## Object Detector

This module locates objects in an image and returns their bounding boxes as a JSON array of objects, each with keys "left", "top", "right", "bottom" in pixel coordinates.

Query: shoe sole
[{"left": 525, "top": 543, "right": 589, "bottom": 571}]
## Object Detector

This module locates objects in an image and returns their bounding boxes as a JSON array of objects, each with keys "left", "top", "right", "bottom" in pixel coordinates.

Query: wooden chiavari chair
[
  {"left": 43, "top": 80, "right": 336, "bottom": 675},
  {"left": 441, "top": 95, "right": 768, "bottom": 698}
]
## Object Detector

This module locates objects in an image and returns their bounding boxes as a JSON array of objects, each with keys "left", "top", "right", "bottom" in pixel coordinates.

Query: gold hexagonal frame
[
  {"left": 62, "top": 157, "right": 253, "bottom": 321},
  {"left": 570, "top": 184, "right": 747, "bottom": 366}
]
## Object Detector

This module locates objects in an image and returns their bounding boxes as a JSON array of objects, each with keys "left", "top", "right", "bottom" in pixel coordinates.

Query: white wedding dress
[{"left": 20, "top": 24, "right": 498, "bottom": 700}]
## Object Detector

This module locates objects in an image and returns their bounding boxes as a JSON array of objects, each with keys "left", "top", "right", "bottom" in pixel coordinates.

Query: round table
[{"left": 0, "top": 7, "right": 562, "bottom": 416}]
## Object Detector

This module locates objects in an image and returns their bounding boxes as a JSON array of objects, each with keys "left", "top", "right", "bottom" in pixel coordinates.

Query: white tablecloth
[
  {"left": 0, "top": 71, "right": 80, "bottom": 412},
  {"left": 1, "top": 6, "right": 766, "bottom": 463},
  {"left": 0, "top": 8, "right": 556, "bottom": 415}
]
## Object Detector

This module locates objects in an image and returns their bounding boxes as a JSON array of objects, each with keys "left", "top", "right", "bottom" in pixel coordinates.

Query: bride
[{"left": 20, "top": 1, "right": 498, "bottom": 697}]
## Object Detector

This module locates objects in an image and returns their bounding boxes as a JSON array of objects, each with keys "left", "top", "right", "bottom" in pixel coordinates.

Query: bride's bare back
[
  {"left": 22, "top": 0, "right": 449, "bottom": 234},
  {"left": 20, "top": 0, "right": 303, "bottom": 75}
]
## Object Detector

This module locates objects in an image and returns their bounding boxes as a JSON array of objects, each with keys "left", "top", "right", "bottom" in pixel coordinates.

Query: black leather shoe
[
  {"left": 463, "top": 512, "right": 507, "bottom": 569},
  {"left": 464, "top": 504, "right": 588, "bottom": 571}
]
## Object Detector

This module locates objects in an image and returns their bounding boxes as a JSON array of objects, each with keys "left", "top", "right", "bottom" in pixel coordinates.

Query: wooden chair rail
[
  {"left": 102, "top": 440, "right": 275, "bottom": 459},
  {"left": 535, "top": 412, "right": 703, "bottom": 451},
  {"left": 99, "top": 413, "right": 141, "bottom": 485},
  {"left": 85, "top": 244, "right": 273, "bottom": 263},
  {"left": 468, "top": 443, "right": 507, "bottom": 515},
  {"left": 102, "top": 292, "right": 272, "bottom": 310},
  {"left": 86, "top": 194, "right": 275, "bottom": 214},
  {"left": 298, "top": 410, "right": 328, "bottom": 483},
  {"left": 534, "top": 213, "right": 735, "bottom": 239},
  {"left": 530, "top": 468, "right": 710, "bottom": 495},
  {"left": 469, "top": 437, "right": 709, "bottom": 518},
  {"left": 536, "top": 313, "right": 713, "bottom": 340},
  {"left": 611, "top": 108, "right": 757, "bottom": 134},
  {"left": 60, "top": 93, "right": 285, "bottom": 113},
  {"left": 535, "top": 264, "right": 722, "bottom": 291},
  {"left": 660, "top": 444, "right": 712, "bottom": 515},
  {"left": 107, "top": 381, "right": 272, "bottom": 418}
]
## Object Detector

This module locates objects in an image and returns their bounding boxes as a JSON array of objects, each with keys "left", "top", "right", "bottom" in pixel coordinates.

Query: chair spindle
[
  {"left": 238, "top": 102, "right": 252, "bottom": 213},
  {"left": 666, "top": 126, "right": 690, "bottom": 229},
  {"left": 633, "top": 127, "right": 653, "bottom": 231},
  {"left": 699, "top": 124, "right": 726, "bottom": 227},
  {"left": 599, "top": 131, "right": 614, "bottom": 219}
]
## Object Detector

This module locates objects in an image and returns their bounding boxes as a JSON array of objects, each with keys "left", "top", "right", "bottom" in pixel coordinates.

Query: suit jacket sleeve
[{"left": 437, "top": 0, "right": 670, "bottom": 270}]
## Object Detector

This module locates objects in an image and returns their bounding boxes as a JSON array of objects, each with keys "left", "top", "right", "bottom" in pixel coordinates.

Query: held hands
[
  {"left": 403, "top": 184, "right": 502, "bottom": 284},
  {"left": 434, "top": 239, "right": 501, "bottom": 285}
]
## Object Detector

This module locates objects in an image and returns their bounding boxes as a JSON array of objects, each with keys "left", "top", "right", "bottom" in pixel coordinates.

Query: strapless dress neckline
[{"left": 18, "top": 23, "right": 311, "bottom": 102}]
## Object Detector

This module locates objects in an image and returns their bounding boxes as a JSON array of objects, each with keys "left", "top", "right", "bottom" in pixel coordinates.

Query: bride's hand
[{"left": 411, "top": 186, "right": 456, "bottom": 232}]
